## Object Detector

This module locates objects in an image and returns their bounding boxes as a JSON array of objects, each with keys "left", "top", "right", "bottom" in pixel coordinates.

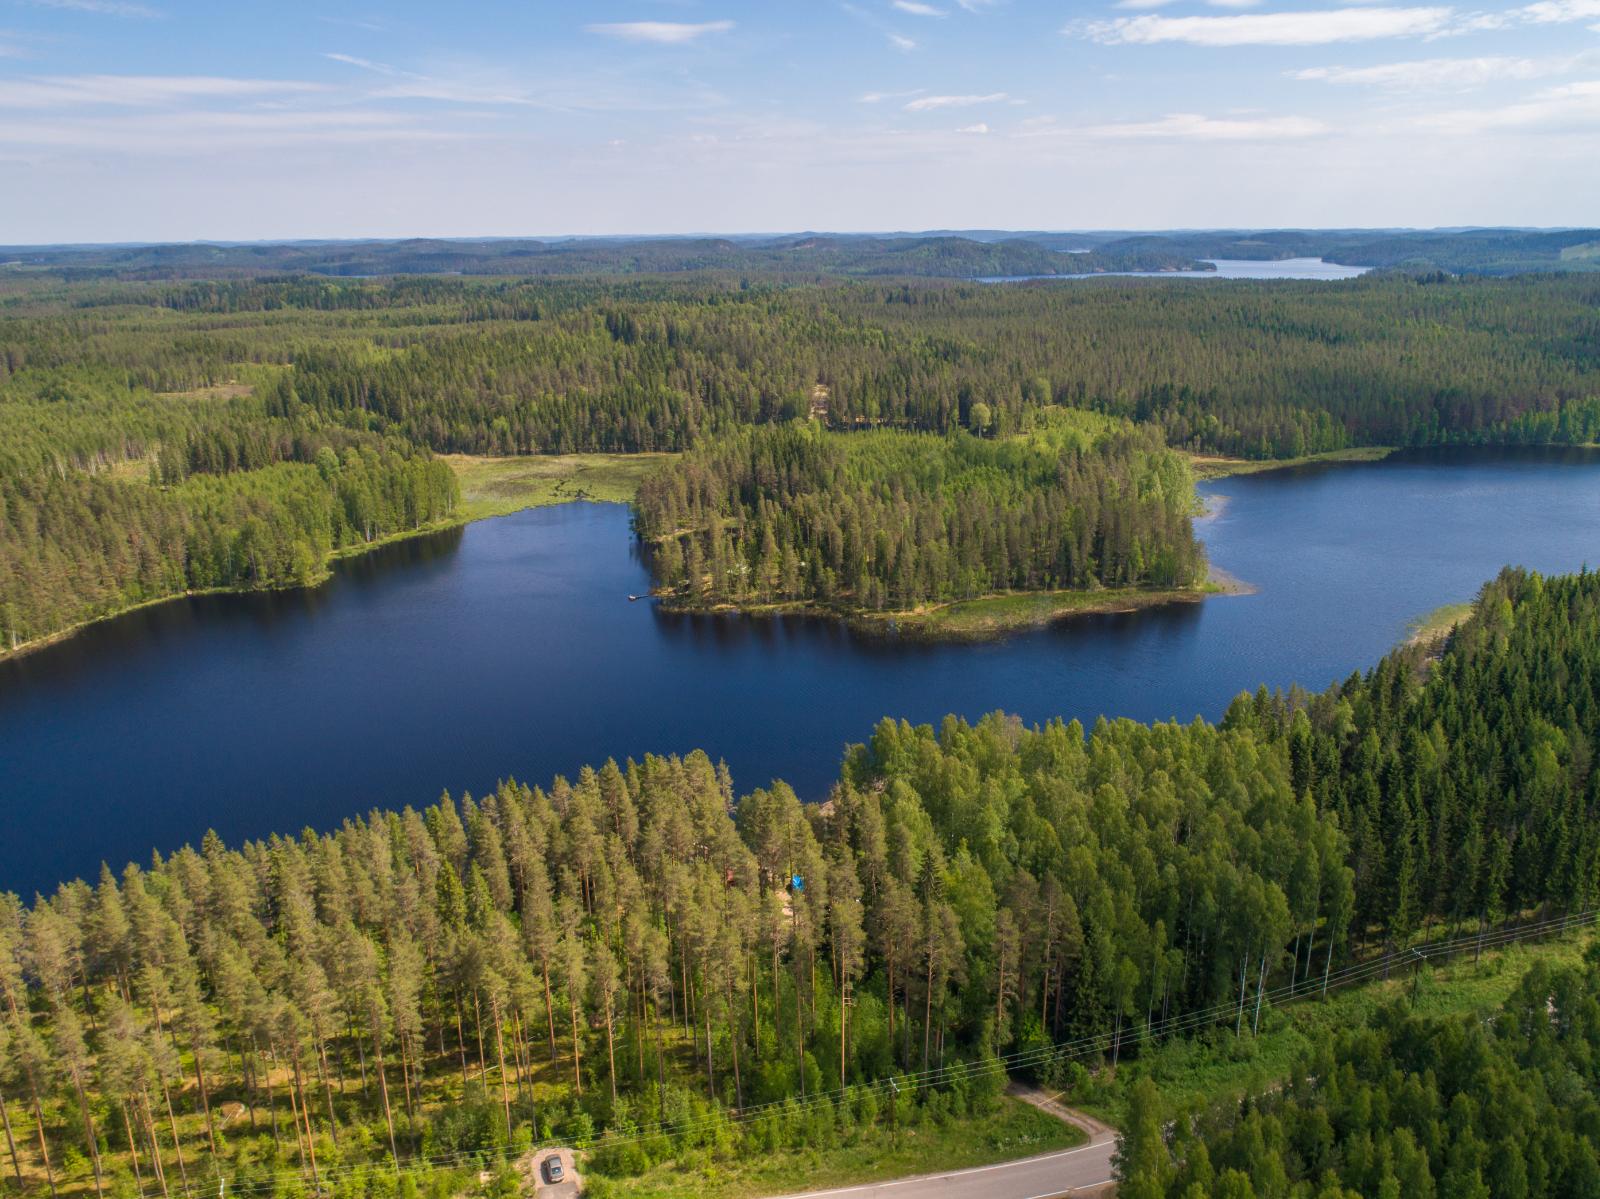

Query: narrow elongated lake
[{"left": 3, "top": 447, "right": 1599, "bottom": 897}]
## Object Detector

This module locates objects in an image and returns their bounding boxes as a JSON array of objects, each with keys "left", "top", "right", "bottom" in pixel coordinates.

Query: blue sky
[{"left": 1, "top": 0, "right": 1597, "bottom": 241}]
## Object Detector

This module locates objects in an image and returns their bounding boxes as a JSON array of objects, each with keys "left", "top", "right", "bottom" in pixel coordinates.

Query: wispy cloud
[
  {"left": 22, "top": 0, "right": 159, "bottom": 17},
  {"left": 892, "top": 1, "right": 945, "bottom": 15},
  {"left": 1085, "top": 112, "right": 1329, "bottom": 138},
  {"left": 0, "top": 75, "right": 326, "bottom": 109},
  {"left": 584, "top": 21, "right": 734, "bottom": 45},
  {"left": 1513, "top": 0, "right": 1600, "bottom": 22},
  {"left": 1418, "top": 77, "right": 1600, "bottom": 131},
  {"left": 859, "top": 88, "right": 925, "bottom": 102},
  {"left": 903, "top": 91, "right": 1008, "bottom": 110},
  {"left": 0, "top": 109, "right": 463, "bottom": 154},
  {"left": 321, "top": 53, "right": 727, "bottom": 114},
  {"left": 1081, "top": 7, "right": 1454, "bottom": 46},
  {"left": 1086, "top": 0, "right": 1600, "bottom": 45},
  {"left": 1294, "top": 50, "right": 1599, "bottom": 90},
  {"left": 955, "top": 122, "right": 989, "bottom": 133},
  {"left": 322, "top": 53, "right": 400, "bottom": 75},
  {"left": 841, "top": 3, "right": 919, "bottom": 52}
]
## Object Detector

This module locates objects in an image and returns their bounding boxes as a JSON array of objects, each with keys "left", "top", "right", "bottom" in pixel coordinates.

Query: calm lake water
[
  {"left": 2, "top": 447, "right": 1597, "bottom": 896},
  {"left": 979, "top": 258, "right": 1370, "bottom": 282}
]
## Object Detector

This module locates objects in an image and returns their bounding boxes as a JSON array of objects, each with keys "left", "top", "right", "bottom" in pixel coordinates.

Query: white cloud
[
  {"left": 955, "top": 122, "right": 989, "bottom": 133},
  {"left": 892, "top": 1, "right": 945, "bottom": 14},
  {"left": 1085, "top": 112, "right": 1330, "bottom": 138},
  {"left": 584, "top": 21, "right": 734, "bottom": 45},
  {"left": 904, "top": 91, "right": 1008, "bottom": 110},
  {"left": 841, "top": 3, "right": 920, "bottom": 50},
  {"left": 0, "top": 75, "right": 326, "bottom": 109},
  {"left": 322, "top": 53, "right": 399, "bottom": 75},
  {"left": 859, "top": 88, "right": 925, "bottom": 102},
  {"left": 1516, "top": 0, "right": 1600, "bottom": 21},
  {"left": 1082, "top": 7, "right": 1454, "bottom": 46},
  {"left": 1418, "top": 78, "right": 1600, "bottom": 131},
  {"left": 0, "top": 108, "right": 461, "bottom": 154},
  {"left": 1293, "top": 51, "right": 1598, "bottom": 89}
]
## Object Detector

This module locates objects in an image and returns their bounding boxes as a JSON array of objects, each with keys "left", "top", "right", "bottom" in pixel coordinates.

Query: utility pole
[{"left": 888, "top": 1079, "right": 899, "bottom": 1149}]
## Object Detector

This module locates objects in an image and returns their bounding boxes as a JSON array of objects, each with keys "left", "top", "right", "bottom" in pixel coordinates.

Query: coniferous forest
[
  {"left": 5, "top": 270, "right": 1600, "bottom": 650},
  {"left": 1118, "top": 951, "right": 1600, "bottom": 1198},
  {"left": 634, "top": 415, "right": 1205, "bottom": 613},
  {"left": 3, "top": 563, "right": 1600, "bottom": 1196}
]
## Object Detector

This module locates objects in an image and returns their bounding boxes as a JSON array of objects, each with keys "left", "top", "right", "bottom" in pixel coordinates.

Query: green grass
[
  {"left": 598, "top": 1096, "right": 1082, "bottom": 1199},
  {"left": 446, "top": 452, "right": 677, "bottom": 521},
  {"left": 867, "top": 584, "right": 1223, "bottom": 639},
  {"left": 1076, "top": 928, "right": 1595, "bottom": 1127},
  {"left": 1188, "top": 446, "right": 1395, "bottom": 480},
  {"left": 1405, "top": 600, "right": 1473, "bottom": 648},
  {"left": 667, "top": 582, "right": 1235, "bottom": 642}
]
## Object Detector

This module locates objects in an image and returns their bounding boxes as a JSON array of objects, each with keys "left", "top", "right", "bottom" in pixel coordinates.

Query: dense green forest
[
  {"left": 635, "top": 416, "right": 1204, "bottom": 612},
  {"left": 2, "top": 563, "right": 1599, "bottom": 1195},
  {"left": 0, "top": 446, "right": 458, "bottom": 651},
  {"left": 4, "top": 269, "right": 1598, "bottom": 650},
  {"left": 7, "top": 272, "right": 1596, "bottom": 460},
  {"left": 1117, "top": 951, "right": 1600, "bottom": 1198}
]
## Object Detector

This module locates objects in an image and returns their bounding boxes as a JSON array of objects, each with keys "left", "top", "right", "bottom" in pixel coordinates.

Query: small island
[{"left": 635, "top": 413, "right": 1217, "bottom": 638}]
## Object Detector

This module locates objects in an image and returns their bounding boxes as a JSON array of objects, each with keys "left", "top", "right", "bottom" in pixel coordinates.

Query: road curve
[{"left": 761, "top": 1086, "right": 1117, "bottom": 1199}]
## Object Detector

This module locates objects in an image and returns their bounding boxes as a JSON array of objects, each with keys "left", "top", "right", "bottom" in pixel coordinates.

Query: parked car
[{"left": 544, "top": 1157, "right": 565, "bottom": 1184}]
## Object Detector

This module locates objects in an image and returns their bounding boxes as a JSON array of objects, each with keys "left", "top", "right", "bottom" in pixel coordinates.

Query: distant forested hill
[
  {"left": 6, "top": 226, "right": 1599, "bottom": 281},
  {"left": 0, "top": 234, "right": 1204, "bottom": 281}
]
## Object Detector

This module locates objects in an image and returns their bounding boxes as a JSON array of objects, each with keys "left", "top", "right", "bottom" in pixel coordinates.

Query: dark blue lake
[{"left": 3, "top": 447, "right": 1598, "bottom": 897}]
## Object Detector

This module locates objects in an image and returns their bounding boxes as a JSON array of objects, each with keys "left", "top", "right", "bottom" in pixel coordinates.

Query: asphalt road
[{"left": 764, "top": 1088, "right": 1118, "bottom": 1199}]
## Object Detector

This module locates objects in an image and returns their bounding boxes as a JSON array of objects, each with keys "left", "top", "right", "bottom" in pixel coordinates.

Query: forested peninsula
[
  {"left": 4, "top": 270, "right": 1599, "bottom": 652},
  {"left": 634, "top": 416, "right": 1209, "bottom": 629},
  {"left": 3, "top": 563, "right": 1600, "bottom": 1198}
]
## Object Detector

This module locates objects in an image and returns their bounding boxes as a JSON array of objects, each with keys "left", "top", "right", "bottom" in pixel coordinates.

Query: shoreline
[
  {"left": 1188, "top": 445, "right": 1396, "bottom": 480},
  {"left": 657, "top": 571, "right": 1253, "bottom": 642},
  {"left": 0, "top": 514, "right": 476, "bottom": 664},
  {"left": 1405, "top": 599, "right": 1474, "bottom": 651},
  {"left": 1, "top": 451, "right": 674, "bottom": 663}
]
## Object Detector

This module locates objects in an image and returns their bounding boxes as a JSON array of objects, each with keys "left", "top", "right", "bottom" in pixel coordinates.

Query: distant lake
[
  {"left": 979, "top": 257, "right": 1370, "bottom": 282},
  {"left": 1, "top": 447, "right": 1596, "bottom": 897}
]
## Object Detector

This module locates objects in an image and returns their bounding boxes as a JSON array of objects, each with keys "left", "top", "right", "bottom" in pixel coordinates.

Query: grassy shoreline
[
  {"left": 0, "top": 452, "right": 675, "bottom": 662},
  {"left": 1188, "top": 446, "right": 1396, "bottom": 480},
  {"left": 1405, "top": 599, "right": 1473, "bottom": 650},
  {"left": 660, "top": 574, "right": 1249, "bottom": 642}
]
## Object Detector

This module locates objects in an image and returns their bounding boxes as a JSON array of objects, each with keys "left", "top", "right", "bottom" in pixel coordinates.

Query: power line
[{"left": 212, "top": 907, "right": 1599, "bottom": 1196}]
